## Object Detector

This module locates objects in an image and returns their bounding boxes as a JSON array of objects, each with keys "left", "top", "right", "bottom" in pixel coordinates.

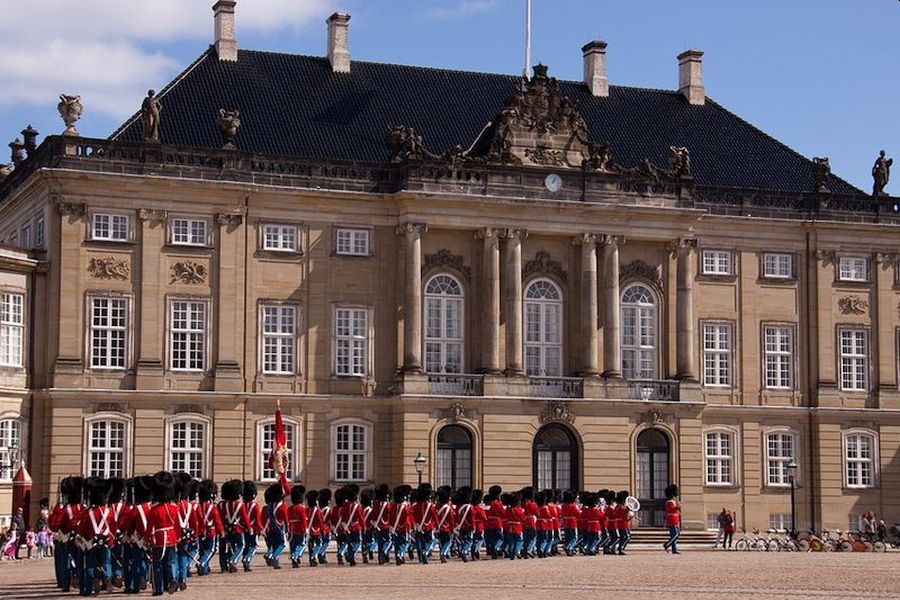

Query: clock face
[{"left": 544, "top": 173, "right": 563, "bottom": 193}]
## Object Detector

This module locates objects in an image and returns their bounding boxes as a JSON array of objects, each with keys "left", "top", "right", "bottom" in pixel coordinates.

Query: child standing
[
  {"left": 37, "top": 525, "right": 52, "bottom": 559},
  {"left": 2, "top": 524, "right": 18, "bottom": 560},
  {"left": 24, "top": 526, "right": 35, "bottom": 559}
]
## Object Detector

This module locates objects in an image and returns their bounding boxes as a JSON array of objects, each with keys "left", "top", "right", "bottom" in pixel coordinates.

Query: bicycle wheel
[
  {"left": 797, "top": 540, "right": 810, "bottom": 552},
  {"left": 873, "top": 542, "right": 886, "bottom": 553},
  {"left": 767, "top": 540, "right": 780, "bottom": 552},
  {"left": 840, "top": 541, "right": 853, "bottom": 552},
  {"left": 735, "top": 539, "right": 748, "bottom": 551},
  {"left": 754, "top": 540, "right": 767, "bottom": 551}
]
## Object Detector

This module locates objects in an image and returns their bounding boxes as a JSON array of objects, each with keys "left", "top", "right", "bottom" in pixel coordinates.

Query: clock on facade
[{"left": 544, "top": 173, "right": 563, "bottom": 193}]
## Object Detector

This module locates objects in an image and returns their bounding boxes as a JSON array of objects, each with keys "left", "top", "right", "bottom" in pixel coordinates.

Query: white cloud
[{"left": 424, "top": 0, "right": 499, "bottom": 21}]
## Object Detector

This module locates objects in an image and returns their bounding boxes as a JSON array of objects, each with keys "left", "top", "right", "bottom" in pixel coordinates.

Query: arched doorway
[
  {"left": 533, "top": 424, "right": 579, "bottom": 491},
  {"left": 436, "top": 425, "right": 472, "bottom": 489},
  {"left": 636, "top": 428, "right": 670, "bottom": 527}
]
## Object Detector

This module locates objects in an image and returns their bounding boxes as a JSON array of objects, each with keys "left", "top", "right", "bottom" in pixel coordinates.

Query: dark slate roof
[{"left": 111, "top": 48, "right": 859, "bottom": 194}]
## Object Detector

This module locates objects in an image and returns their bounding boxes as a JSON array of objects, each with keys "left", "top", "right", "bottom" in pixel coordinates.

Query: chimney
[
  {"left": 677, "top": 49, "right": 705, "bottom": 105},
  {"left": 327, "top": 12, "right": 351, "bottom": 73},
  {"left": 213, "top": 0, "right": 237, "bottom": 62},
  {"left": 582, "top": 40, "right": 609, "bottom": 97}
]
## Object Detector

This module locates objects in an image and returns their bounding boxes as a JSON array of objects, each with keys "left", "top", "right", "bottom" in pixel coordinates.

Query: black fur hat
[
  {"left": 360, "top": 488, "right": 373, "bottom": 507},
  {"left": 345, "top": 484, "right": 360, "bottom": 501},
  {"left": 562, "top": 490, "right": 575, "bottom": 503},
  {"left": 453, "top": 486, "right": 471, "bottom": 505},
  {"left": 616, "top": 490, "right": 629, "bottom": 505},
  {"left": 198, "top": 480, "right": 217, "bottom": 503},
  {"left": 317, "top": 488, "right": 332, "bottom": 508},
  {"left": 417, "top": 482, "right": 432, "bottom": 500},
  {"left": 392, "top": 485, "right": 408, "bottom": 504},
  {"left": 520, "top": 486, "right": 534, "bottom": 501},
  {"left": 665, "top": 484, "right": 679, "bottom": 500},
  {"left": 470, "top": 488, "right": 484, "bottom": 505},
  {"left": 265, "top": 483, "right": 285, "bottom": 504},
  {"left": 174, "top": 472, "right": 192, "bottom": 501},
  {"left": 87, "top": 478, "right": 111, "bottom": 506},
  {"left": 58, "top": 477, "right": 72, "bottom": 503},
  {"left": 333, "top": 487, "right": 347, "bottom": 506},
  {"left": 374, "top": 484, "right": 389, "bottom": 501},
  {"left": 67, "top": 476, "right": 85, "bottom": 505},
  {"left": 605, "top": 490, "right": 617, "bottom": 505},
  {"left": 221, "top": 479, "right": 242, "bottom": 502},
  {"left": 134, "top": 476, "right": 154, "bottom": 504},
  {"left": 305, "top": 489, "right": 319, "bottom": 508},
  {"left": 108, "top": 478, "right": 126, "bottom": 504},
  {"left": 488, "top": 485, "right": 502, "bottom": 497},
  {"left": 436, "top": 489, "right": 450, "bottom": 504},
  {"left": 291, "top": 485, "right": 306, "bottom": 505},
  {"left": 152, "top": 471, "right": 176, "bottom": 503},
  {"left": 535, "top": 490, "right": 546, "bottom": 505},
  {"left": 185, "top": 479, "right": 199, "bottom": 501},
  {"left": 437, "top": 485, "right": 452, "bottom": 498},
  {"left": 242, "top": 480, "right": 257, "bottom": 503}
]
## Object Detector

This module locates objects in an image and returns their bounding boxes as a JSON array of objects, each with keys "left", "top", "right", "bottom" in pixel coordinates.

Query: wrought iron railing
[
  {"left": 629, "top": 379, "right": 680, "bottom": 402},
  {"left": 528, "top": 376, "right": 584, "bottom": 399},
  {"left": 427, "top": 373, "right": 484, "bottom": 396}
]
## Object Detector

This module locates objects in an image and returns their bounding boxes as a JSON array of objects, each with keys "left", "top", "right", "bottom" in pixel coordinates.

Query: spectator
[
  {"left": 11, "top": 508, "right": 25, "bottom": 559},
  {"left": 722, "top": 510, "right": 735, "bottom": 549},
  {"left": 2, "top": 524, "right": 18, "bottom": 560},
  {"left": 24, "top": 526, "right": 35, "bottom": 559},
  {"left": 35, "top": 498, "right": 50, "bottom": 531},
  {"left": 36, "top": 525, "right": 52, "bottom": 559},
  {"left": 876, "top": 520, "right": 887, "bottom": 543},
  {"left": 861, "top": 511, "right": 876, "bottom": 534},
  {"left": 714, "top": 508, "right": 727, "bottom": 549}
]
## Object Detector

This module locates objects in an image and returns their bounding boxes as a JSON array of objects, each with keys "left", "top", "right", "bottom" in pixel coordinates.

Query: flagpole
[{"left": 524, "top": 0, "right": 532, "bottom": 79}]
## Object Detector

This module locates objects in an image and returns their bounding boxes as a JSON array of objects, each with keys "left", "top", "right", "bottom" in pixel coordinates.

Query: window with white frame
[
  {"left": 844, "top": 431, "right": 876, "bottom": 488},
  {"left": 170, "top": 300, "right": 206, "bottom": 371},
  {"left": 839, "top": 328, "right": 868, "bottom": 391},
  {"left": 765, "top": 431, "right": 795, "bottom": 486},
  {"left": 35, "top": 217, "right": 44, "bottom": 249},
  {"left": 87, "top": 418, "right": 128, "bottom": 478},
  {"left": 704, "top": 430, "right": 734, "bottom": 485},
  {"left": 0, "top": 293, "right": 24, "bottom": 367},
  {"left": 335, "top": 228, "right": 370, "bottom": 256},
  {"left": 621, "top": 284, "right": 656, "bottom": 379},
  {"left": 763, "top": 253, "right": 793, "bottom": 279},
  {"left": 20, "top": 224, "right": 30, "bottom": 248},
  {"left": 261, "top": 224, "right": 298, "bottom": 252},
  {"left": 703, "top": 323, "right": 733, "bottom": 386},
  {"left": 170, "top": 218, "right": 208, "bottom": 246},
  {"left": 838, "top": 256, "right": 869, "bottom": 282},
  {"left": 524, "top": 279, "right": 562, "bottom": 377},
  {"left": 261, "top": 305, "right": 297, "bottom": 374},
  {"left": 424, "top": 274, "right": 464, "bottom": 374},
  {"left": 702, "top": 250, "right": 732, "bottom": 275},
  {"left": 769, "top": 513, "right": 790, "bottom": 531},
  {"left": 90, "top": 297, "right": 128, "bottom": 369},
  {"left": 333, "top": 421, "right": 369, "bottom": 482},
  {"left": 334, "top": 307, "right": 368, "bottom": 377},
  {"left": 259, "top": 419, "right": 298, "bottom": 481},
  {"left": 168, "top": 418, "right": 207, "bottom": 478},
  {"left": 706, "top": 512, "right": 720, "bottom": 531},
  {"left": 764, "top": 325, "right": 793, "bottom": 389},
  {"left": 91, "top": 213, "right": 130, "bottom": 242},
  {"left": 0, "top": 418, "right": 21, "bottom": 480}
]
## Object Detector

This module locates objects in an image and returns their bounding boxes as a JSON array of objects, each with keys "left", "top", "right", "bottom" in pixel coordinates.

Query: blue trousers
[
  {"left": 110, "top": 543, "right": 124, "bottom": 582},
  {"left": 316, "top": 533, "right": 331, "bottom": 562},
  {"left": 486, "top": 528, "right": 503, "bottom": 557},
  {"left": 82, "top": 545, "right": 111, "bottom": 596},
  {"left": 472, "top": 531, "right": 484, "bottom": 556},
  {"left": 457, "top": 530, "right": 473, "bottom": 556},
  {"left": 151, "top": 546, "right": 178, "bottom": 595},
  {"left": 665, "top": 526, "right": 680, "bottom": 553},
  {"left": 504, "top": 532, "right": 523, "bottom": 559},
  {"left": 415, "top": 531, "right": 435, "bottom": 563},
  {"left": 437, "top": 531, "right": 452, "bottom": 557},
  {"left": 198, "top": 536, "right": 216, "bottom": 575},
  {"left": 617, "top": 528, "right": 631, "bottom": 552},
  {"left": 266, "top": 531, "right": 286, "bottom": 567},
  {"left": 177, "top": 540, "right": 198, "bottom": 582},
  {"left": 392, "top": 532, "right": 410, "bottom": 561},
  {"left": 563, "top": 528, "right": 578, "bottom": 554},
  {"left": 604, "top": 529, "right": 619, "bottom": 553},
  {"left": 376, "top": 529, "right": 392, "bottom": 561},
  {"left": 306, "top": 535, "right": 320, "bottom": 563},
  {"left": 289, "top": 534, "right": 307, "bottom": 561},
  {"left": 123, "top": 544, "right": 147, "bottom": 592},
  {"left": 346, "top": 531, "right": 362, "bottom": 564},
  {"left": 583, "top": 530, "right": 600, "bottom": 555},
  {"left": 363, "top": 530, "right": 376, "bottom": 555},
  {"left": 523, "top": 528, "right": 537, "bottom": 556},
  {"left": 54, "top": 539, "right": 69, "bottom": 588},
  {"left": 69, "top": 543, "right": 84, "bottom": 593},
  {"left": 227, "top": 532, "right": 245, "bottom": 566},
  {"left": 242, "top": 533, "right": 258, "bottom": 565}
]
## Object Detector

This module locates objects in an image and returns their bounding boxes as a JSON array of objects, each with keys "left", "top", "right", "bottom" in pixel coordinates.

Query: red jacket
[
  {"left": 246, "top": 501, "right": 264, "bottom": 535},
  {"left": 319, "top": 506, "right": 333, "bottom": 536},
  {"left": 410, "top": 501, "right": 438, "bottom": 533},
  {"left": 220, "top": 500, "right": 251, "bottom": 535},
  {"left": 435, "top": 503, "right": 456, "bottom": 533},
  {"left": 617, "top": 505, "right": 633, "bottom": 530},
  {"left": 537, "top": 505, "right": 553, "bottom": 531},
  {"left": 581, "top": 507, "right": 603, "bottom": 533},
  {"left": 486, "top": 500, "right": 505, "bottom": 530},
  {"left": 340, "top": 502, "right": 366, "bottom": 534},
  {"left": 389, "top": 502, "right": 412, "bottom": 534},
  {"left": 131, "top": 502, "right": 152, "bottom": 539},
  {"left": 368, "top": 501, "right": 391, "bottom": 531},
  {"left": 328, "top": 504, "right": 345, "bottom": 534},
  {"left": 145, "top": 502, "right": 181, "bottom": 548},
  {"left": 665, "top": 499, "right": 680, "bottom": 527},
  {"left": 78, "top": 506, "right": 117, "bottom": 546},
  {"left": 60, "top": 503, "right": 83, "bottom": 534},
  {"left": 177, "top": 500, "right": 200, "bottom": 541},
  {"left": 307, "top": 506, "right": 326, "bottom": 537},
  {"left": 606, "top": 504, "right": 619, "bottom": 530},
  {"left": 264, "top": 502, "right": 290, "bottom": 535},
  {"left": 48, "top": 503, "right": 66, "bottom": 532},
  {"left": 455, "top": 503, "right": 475, "bottom": 532},
  {"left": 523, "top": 500, "right": 539, "bottom": 530},
  {"left": 472, "top": 504, "right": 486, "bottom": 533},
  {"left": 198, "top": 501, "right": 223, "bottom": 539},
  {"left": 560, "top": 502, "right": 580, "bottom": 530},
  {"left": 287, "top": 504, "right": 308, "bottom": 536},
  {"left": 549, "top": 503, "right": 560, "bottom": 530},
  {"left": 504, "top": 506, "right": 525, "bottom": 535}
]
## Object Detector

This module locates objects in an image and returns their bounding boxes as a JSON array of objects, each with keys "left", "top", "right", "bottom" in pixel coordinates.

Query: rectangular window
[
  {"left": 35, "top": 217, "right": 44, "bottom": 249},
  {"left": 769, "top": 513, "right": 790, "bottom": 532},
  {"left": 170, "top": 300, "right": 206, "bottom": 371},
  {"left": 169, "top": 421, "right": 206, "bottom": 478},
  {"left": 334, "top": 423, "right": 367, "bottom": 482},
  {"left": 92, "top": 213, "right": 130, "bottom": 242},
  {"left": 0, "top": 293, "right": 24, "bottom": 367},
  {"left": 839, "top": 329, "right": 868, "bottom": 391},
  {"left": 334, "top": 307, "right": 368, "bottom": 377},
  {"left": 766, "top": 432, "right": 794, "bottom": 486},
  {"left": 171, "top": 218, "right": 208, "bottom": 246},
  {"left": 705, "top": 431, "right": 734, "bottom": 485},
  {"left": 260, "top": 421, "right": 296, "bottom": 481},
  {"left": 845, "top": 433, "right": 874, "bottom": 488},
  {"left": 703, "top": 323, "right": 732, "bottom": 386},
  {"left": 763, "top": 253, "right": 793, "bottom": 279},
  {"left": 262, "top": 224, "right": 297, "bottom": 251},
  {"left": 335, "top": 228, "right": 370, "bottom": 256},
  {"left": 88, "top": 420, "right": 126, "bottom": 478},
  {"left": 261, "top": 305, "right": 296, "bottom": 374},
  {"left": 706, "top": 512, "right": 720, "bottom": 532},
  {"left": 20, "top": 224, "right": 30, "bottom": 248},
  {"left": 90, "top": 297, "right": 128, "bottom": 369},
  {"left": 838, "top": 256, "right": 868, "bottom": 282},
  {"left": 764, "top": 326, "right": 793, "bottom": 389},
  {"left": 0, "top": 419, "right": 21, "bottom": 480},
  {"left": 702, "top": 250, "right": 731, "bottom": 275}
]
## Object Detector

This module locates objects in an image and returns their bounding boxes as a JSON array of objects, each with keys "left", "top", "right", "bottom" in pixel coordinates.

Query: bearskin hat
[
  {"left": 87, "top": 477, "right": 111, "bottom": 506},
  {"left": 107, "top": 478, "right": 126, "bottom": 504},
  {"left": 417, "top": 482, "right": 432, "bottom": 501},
  {"left": 520, "top": 486, "right": 534, "bottom": 501},
  {"left": 360, "top": 488, "right": 373, "bottom": 507},
  {"left": 345, "top": 484, "right": 360, "bottom": 501},
  {"left": 534, "top": 490, "right": 546, "bottom": 505},
  {"left": 221, "top": 479, "right": 242, "bottom": 502},
  {"left": 174, "top": 472, "right": 192, "bottom": 501},
  {"left": 437, "top": 485, "right": 452, "bottom": 498},
  {"left": 305, "top": 489, "right": 319, "bottom": 508},
  {"left": 436, "top": 489, "right": 450, "bottom": 504},
  {"left": 66, "top": 476, "right": 85, "bottom": 505},
  {"left": 265, "top": 483, "right": 284, "bottom": 504},
  {"left": 616, "top": 490, "right": 629, "bottom": 505},
  {"left": 605, "top": 490, "right": 617, "bottom": 505},
  {"left": 198, "top": 480, "right": 218, "bottom": 503},
  {"left": 470, "top": 488, "right": 484, "bottom": 505},
  {"left": 562, "top": 490, "right": 575, "bottom": 504},
  {"left": 185, "top": 479, "right": 199, "bottom": 501},
  {"left": 290, "top": 485, "right": 306, "bottom": 505},
  {"left": 488, "top": 485, "right": 502, "bottom": 497},
  {"left": 374, "top": 484, "right": 389, "bottom": 501},
  {"left": 665, "top": 484, "right": 679, "bottom": 500},
  {"left": 134, "top": 476, "right": 153, "bottom": 504},
  {"left": 317, "top": 488, "right": 332, "bottom": 508},
  {"left": 453, "top": 486, "right": 471, "bottom": 505},
  {"left": 392, "top": 485, "right": 409, "bottom": 504},
  {"left": 152, "top": 471, "right": 176, "bottom": 503},
  {"left": 333, "top": 487, "right": 347, "bottom": 506},
  {"left": 242, "top": 480, "right": 257, "bottom": 503}
]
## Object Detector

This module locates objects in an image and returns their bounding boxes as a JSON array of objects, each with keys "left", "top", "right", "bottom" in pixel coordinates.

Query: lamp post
[
  {"left": 413, "top": 449, "right": 426, "bottom": 486},
  {"left": 1, "top": 441, "right": 18, "bottom": 477},
  {"left": 786, "top": 457, "right": 797, "bottom": 537}
]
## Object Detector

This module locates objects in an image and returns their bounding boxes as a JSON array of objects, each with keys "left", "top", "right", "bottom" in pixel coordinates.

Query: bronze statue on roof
[
  {"left": 872, "top": 150, "right": 892, "bottom": 197},
  {"left": 141, "top": 90, "right": 162, "bottom": 144}
]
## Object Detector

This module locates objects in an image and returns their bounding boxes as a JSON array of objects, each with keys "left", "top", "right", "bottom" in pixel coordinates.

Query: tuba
[{"left": 625, "top": 496, "right": 641, "bottom": 512}]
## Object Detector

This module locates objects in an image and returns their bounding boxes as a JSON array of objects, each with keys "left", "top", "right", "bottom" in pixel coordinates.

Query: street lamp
[
  {"left": 413, "top": 449, "right": 426, "bottom": 486},
  {"left": 2, "top": 441, "right": 18, "bottom": 475},
  {"left": 786, "top": 457, "right": 798, "bottom": 537}
]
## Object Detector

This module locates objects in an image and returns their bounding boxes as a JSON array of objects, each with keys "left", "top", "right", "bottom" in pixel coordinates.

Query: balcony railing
[
  {"left": 628, "top": 379, "right": 680, "bottom": 402},
  {"left": 427, "top": 373, "right": 484, "bottom": 396},
  {"left": 528, "top": 376, "right": 584, "bottom": 399}
]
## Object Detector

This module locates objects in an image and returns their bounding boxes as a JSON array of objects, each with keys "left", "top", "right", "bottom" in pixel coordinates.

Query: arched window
[
  {"left": 0, "top": 417, "right": 21, "bottom": 481},
  {"left": 533, "top": 424, "right": 578, "bottom": 490},
  {"left": 524, "top": 279, "right": 562, "bottom": 376},
  {"left": 258, "top": 417, "right": 300, "bottom": 482},
  {"left": 436, "top": 425, "right": 472, "bottom": 489},
  {"left": 167, "top": 415, "right": 210, "bottom": 479},
  {"left": 424, "top": 274, "right": 464, "bottom": 373},
  {"left": 621, "top": 284, "right": 656, "bottom": 379},
  {"left": 84, "top": 415, "right": 130, "bottom": 478}
]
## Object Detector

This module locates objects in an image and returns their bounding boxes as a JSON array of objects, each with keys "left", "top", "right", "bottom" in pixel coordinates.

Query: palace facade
[{"left": 0, "top": 3, "right": 898, "bottom": 532}]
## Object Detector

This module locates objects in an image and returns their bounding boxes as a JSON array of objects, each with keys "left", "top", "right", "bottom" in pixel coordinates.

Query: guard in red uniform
[
  {"left": 560, "top": 490, "right": 580, "bottom": 556},
  {"left": 197, "top": 480, "right": 222, "bottom": 576},
  {"left": 175, "top": 474, "right": 200, "bottom": 588},
  {"left": 434, "top": 489, "right": 456, "bottom": 563},
  {"left": 124, "top": 476, "right": 153, "bottom": 593},
  {"left": 452, "top": 487, "right": 473, "bottom": 562},
  {"left": 304, "top": 490, "right": 323, "bottom": 566},
  {"left": 107, "top": 478, "right": 127, "bottom": 589},
  {"left": 219, "top": 479, "right": 251, "bottom": 573},
  {"left": 287, "top": 485, "right": 308, "bottom": 568},
  {"left": 604, "top": 490, "right": 619, "bottom": 555},
  {"left": 411, "top": 484, "right": 438, "bottom": 564},
  {"left": 580, "top": 493, "right": 603, "bottom": 555},
  {"left": 314, "top": 489, "right": 333, "bottom": 565},
  {"left": 485, "top": 485, "right": 505, "bottom": 558},
  {"left": 369, "top": 484, "right": 392, "bottom": 564},
  {"left": 521, "top": 487, "right": 539, "bottom": 558},
  {"left": 470, "top": 489, "right": 486, "bottom": 560},
  {"left": 341, "top": 485, "right": 367, "bottom": 566},
  {"left": 79, "top": 478, "right": 116, "bottom": 595},
  {"left": 389, "top": 485, "right": 412, "bottom": 565},
  {"left": 663, "top": 484, "right": 681, "bottom": 554},
  {"left": 535, "top": 490, "right": 553, "bottom": 557},
  {"left": 262, "top": 483, "right": 290, "bottom": 569},
  {"left": 503, "top": 492, "right": 525, "bottom": 559},
  {"left": 145, "top": 472, "right": 181, "bottom": 596},
  {"left": 615, "top": 490, "right": 633, "bottom": 555},
  {"left": 242, "top": 481, "right": 263, "bottom": 571},
  {"left": 49, "top": 477, "right": 76, "bottom": 590}
]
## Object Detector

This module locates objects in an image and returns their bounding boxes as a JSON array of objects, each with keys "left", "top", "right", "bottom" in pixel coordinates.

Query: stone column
[
  {"left": 673, "top": 238, "right": 698, "bottom": 380},
  {"left": 397, "top": 222, "right": 428, "bottom": 373},
  {"left": 502, "top": 229, "right": 527, "bottom": 376},
  {"left": 601, "top": 234, "right": 624, "bottom": 378},
  {"left": 477, "top": 227, "right": 502, "bottom": 374},
  {"left": 574, "top": 233, "right": 600, "bottom": 376}
]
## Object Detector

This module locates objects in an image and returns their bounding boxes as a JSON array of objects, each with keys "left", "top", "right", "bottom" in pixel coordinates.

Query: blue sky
[{"left": 0, "top": 0, "right": 896, "bottom": 192}]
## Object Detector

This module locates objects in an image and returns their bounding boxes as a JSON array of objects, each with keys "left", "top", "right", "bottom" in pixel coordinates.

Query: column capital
[
  {"left": 875, "top": 252, "right": 897, "bottom": 267},
  {"left": 599, "top": 234, "right": 625, "bottom": 246},
  {"left": 501, "top": 228, "right": 528, "bottom": 241},
  {"left": 54, "top": 200, "right": 86, "bottom": 217},
  {"left": 475, "top": 226, "right": 501, "bottom": 240},
  {"left": 396, "top": 221, "right": 428, "bottom": 236},
  {"left": 571, "top": 232, "right": 601, "bottom": 246},
  {"left": 216, "top": 212, "right": 243, "bottom": 227},
  {"left": 667, "top": 237, "right": 698, "bottom": 256},
  {"left": 138, "top": 208, "right": 168, "bottom": 223}
]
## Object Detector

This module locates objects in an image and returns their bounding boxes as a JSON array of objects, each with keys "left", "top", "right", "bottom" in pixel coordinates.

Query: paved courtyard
[{"left": 1, "top": 549, "right": 899, "bottom": 600}]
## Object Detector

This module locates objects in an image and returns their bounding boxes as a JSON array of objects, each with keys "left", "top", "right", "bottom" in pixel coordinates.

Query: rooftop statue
[
  {"left": 57, "top": 94, "right": 84, "bottom": 136},
  {"left": 872, "top": 150, "right": 892, "bottom": 197},
  {"left": 812, "top": 156, "right": 831, "bottom": 193},
  {"left": 668, "top": 146, "right": 692, "bottom": 178},
  {"left": 141, "top": 90, "right": 162, "bottom": 144},
  {"left": 218, "top": 109, "right": 241, "bottom": 150}
]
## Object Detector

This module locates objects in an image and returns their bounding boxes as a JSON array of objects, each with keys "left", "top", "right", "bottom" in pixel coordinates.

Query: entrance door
[
  {"left": 635, "top": 428, "right": 670, "bottom": 527},
  {"left": 533, "top": 424, "right": 578, "bottom": 491}
]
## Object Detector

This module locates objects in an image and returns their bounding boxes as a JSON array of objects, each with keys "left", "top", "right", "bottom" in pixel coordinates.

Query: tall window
[
  {"left": 764, "top": 326, "right": 793, "bottom": 389},
  {"left": 262, "top": 224, "right": 297, "bottom": 251},
  {"left": 335, "top": 229, "right": 370, "bottom": 256},
  {"left": 0, "top": 293, "right": 24, "bottom": 367},
  {"left": 90, "top": 297, "right": 128, "bottom": 369},
  {"left": 839, "top": 329, "right": 868, "bottom": 391},
  {"left": 763, "top": 253, "right": 793, "bottom": 279},
  {"left": 0, "top": 419, "right": 21, "bottom": 480},
  {"left": 838, "top": 256, "right": 868, "bottom": 282},
  {"left": 705, "top": 430, "right": 734, "bottom": 485},
  {"left": 91, "top": 213, "right": 129, "bottom": 242},
  {"left": 844, "top": 431, "right": 875, "bottom": 488},
  {"left": 261, "top": 305, "right": 296, "bottom": 374},
  {"left": 765, "top": 431, "right": 795, "bottom": 486},
  {"left": 524, "top": 279, "right": 562, "bottom": 377},
  {"left": 424, "top": 274, "right": 464, "bottom": 373},
  {"left": 168, "top": 418, "right": 207, "bottom": 478},
  {"left": 334, "top": 307, "right": 368, "bottom": 377},
  {"left": 259, "top": 419, "right": 297, "bottom": 481},
  {"left": 171, "top": 218, "right": 208, "bottom": 246},
  {"left": 436, "top": 425, "right": 472, "bottom": 489},
  {"left": 333, "top": 421, "right": 369, "bottom": 482},
  {"left": 170, "top": 300, "right": 206, "bottom": 371},
  {"left": 87, "top": 418, "right": 127, "bottom": 478},
  {"left": 533, "top": 425, "right": 578, "bottom": 491},
  {"left": 35, "top": 217, "right": 44, "bottom": 249},
  {"left": 702, "top": 250, "right": 732, "bottom": 275},
  {"left": 703, "top": 323, "right": 732, "bottom": 386},
  {"left": 621, "top": 284, "right": 656, "bottom": 379}
]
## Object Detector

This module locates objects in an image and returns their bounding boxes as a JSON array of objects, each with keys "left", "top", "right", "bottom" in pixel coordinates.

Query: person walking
[
  {"left": 663, "top": 484, "right": 681, "bottom": 555},
  {"left": 722, "top": 510, "right": 735, "bottom": 550},
  {"left": 715, "top": 508, "right": 727, "bottom": 549}
]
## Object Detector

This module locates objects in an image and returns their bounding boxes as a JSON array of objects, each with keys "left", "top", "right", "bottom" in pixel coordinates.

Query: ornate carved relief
[
  {"left": 395, "top": 222, "right": 428, "bottom": 236},
  {"left": 620, "top": 259, "right": 663, "bottom": 288},
  {"left": 815, "top": 249, "right": 836, "bottom": 265},
  {"left": 638, "top": 408, "right": 669, "bottom": 425},
  {"left": 523, "top": 251, "right": 567, "bottom": 282},
  {"left": 422, "top": 249, "right": 471, "bottom": 280},
  {"left": 174, "top": 404, "right": 204, "bottom": 415},
  {"left": 572, "top": 232, "right": 599, "bottom": 246},
  {"left": 838, "top": 295, "right": 868, "bottom": 315},
  {"left": 539, "top": 399, "right": 575, "bottom": 425},
  {"left": 216, "top": 212, "right": 243, "bottom": 227},
  {"left": 95, "top": 402, "right": 127, "bottom": 414},
  {"left": 171, "top": 261, "right": 208, "bottom": 285},
  {"left": 442, "top": 402, "right": 475, "bottom": 423},
  {"left": 666, "top": 237, "right": 698, "bottom": 258},
  {"left": 88, "top": 256, "right": 130, "bottom": 280},
  {"left": 523, "top": 146, "right": 563, "bottom": 166},
  {"left": 138, "top": 208, "right": 167, "bottom": 223},
  {"left": 55, "top": 201, "right": 86, "bottom": 217}
]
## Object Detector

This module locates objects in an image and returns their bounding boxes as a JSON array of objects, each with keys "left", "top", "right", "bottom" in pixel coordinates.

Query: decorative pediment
[
  {"left": 441, "top": 402, "right": 475, "bottom": 423},
  {"left": 174, "top": 404, "right": 204, "bottom": 415},
  {"left": 88, "top": 256, "right": 130, "bottom": 280},
  {"left": 539, "top": 399, "right": 575, "bottom": 425},
  {"left": 523, "top": 251, "right": 567, "bottom": 282},
  {"left": 620, "top": 259, "right": 662, "bottom": 289},
  {"left": 638, "top": 408, "right": 669, "bottom": 425},
  {"left": 838, "top": 295, "right": 868, "bottom": 315},
  {"left": 423, "top": 249, "right": 471, "bottom": 280},
  {"left": 95, "top": 402, "right": 127, "bottom": 415}
]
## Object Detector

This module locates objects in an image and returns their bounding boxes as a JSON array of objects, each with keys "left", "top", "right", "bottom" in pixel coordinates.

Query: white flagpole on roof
[{"left": 524, "top": 0, "right": 532, "bottom": 79}]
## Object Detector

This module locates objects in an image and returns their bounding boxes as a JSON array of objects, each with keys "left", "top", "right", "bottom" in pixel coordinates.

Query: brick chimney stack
[
  {"left": 327, "top": 12, "right": 351, "bottom": 73},
  {"left": 213, "top": 0, "right": 238, "bottom": 62},
  {"left": 678, "top": 49, "right": 705, "bottom": 105},
  {"left": 582, "top": 40, "right": 609, "bottom": 97}
]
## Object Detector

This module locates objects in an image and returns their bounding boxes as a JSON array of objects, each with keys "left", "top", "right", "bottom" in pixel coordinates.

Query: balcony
[
  {"left": 528, "top": 376, "right": 584, "bottom": 399},
  {"left": 628, "top": 379, "right": 680, "bottom": 402},
  {"left": 427, "top": 373, "right": 484, "bottom": 396}
]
